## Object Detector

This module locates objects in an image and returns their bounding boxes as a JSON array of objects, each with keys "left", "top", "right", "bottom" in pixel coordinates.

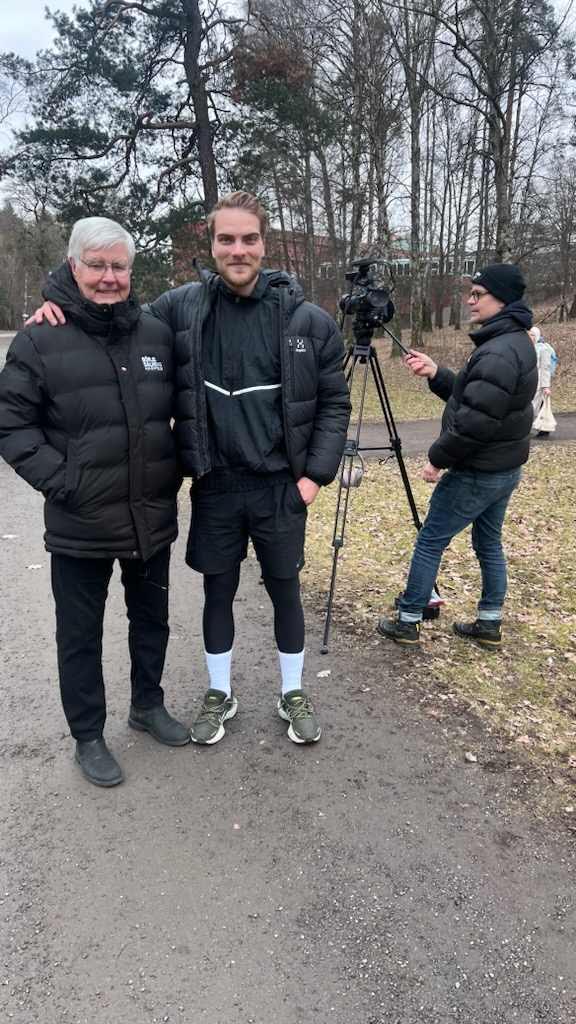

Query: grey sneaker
[
  {"left": 190, "top": 689, "right": 238, "bottom": 745},
  {"left": 277, "top": 690, "right": 321, "bottom": 744}
]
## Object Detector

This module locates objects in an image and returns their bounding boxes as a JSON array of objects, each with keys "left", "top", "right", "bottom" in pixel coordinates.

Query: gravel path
[
  {"left": 355, "top": 412, "right": 576, "bottom": 456},
  {"left": 1, "top": 462, "right": 575, "bottom": 1024}
]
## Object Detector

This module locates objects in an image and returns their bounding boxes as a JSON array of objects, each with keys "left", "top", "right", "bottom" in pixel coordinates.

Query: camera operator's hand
[
  {"left": 297, "top": 477, "right": 320, "bottom": 506},
  {"left": 404, "top": 350, "right": 438, "bottom": 379},
  {"left": 422, "top": 461, "right": 442, "bottom": 483},
  {"left": 25, "top": 301, "right": 66, "bottom": 327}
]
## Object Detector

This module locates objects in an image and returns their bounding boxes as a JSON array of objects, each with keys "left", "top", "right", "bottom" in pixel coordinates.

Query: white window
[{"left": 317, "top": 262, "right": 334, "bottom": 280}]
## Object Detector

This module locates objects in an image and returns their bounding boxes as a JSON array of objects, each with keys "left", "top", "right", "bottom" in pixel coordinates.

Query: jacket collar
[
  {"left": 194, "top": 261, "right": 305, "bottom": 311},
  {"left": 43, "top": 261, "right": 141, "bottom": 337},
  {"left": 469, "top": 300, "right": 533, "bottom": 347}
]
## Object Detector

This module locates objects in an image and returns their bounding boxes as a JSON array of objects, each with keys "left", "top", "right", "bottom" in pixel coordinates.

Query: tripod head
[
  {"left": 339, "top": 258, "right": 395, "bottom": 340},
  {"left": 339, "top": 257, "right": 410, "bottom": 357}
]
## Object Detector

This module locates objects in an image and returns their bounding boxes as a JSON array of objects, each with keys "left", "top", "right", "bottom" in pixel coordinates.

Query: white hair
[{"left": 67, "top": 217, "right": 136, "bottom": 264}]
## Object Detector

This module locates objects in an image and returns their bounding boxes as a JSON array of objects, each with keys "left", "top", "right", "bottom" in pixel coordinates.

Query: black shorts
[{"left": 186, "top": 481, "right": 308, "bottom": 578}]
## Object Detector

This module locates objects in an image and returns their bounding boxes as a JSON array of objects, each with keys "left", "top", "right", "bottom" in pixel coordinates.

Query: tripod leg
[
  {"left": 321, "top": 449, "right": 355, "bottom": 653},
  {"left": 321, "top": 531, "right": 342, "bottom": 654},
  {"left": 368, "top": 347, "right": 442, "bottom": 618},
  {"left": 369, "top": 349, "right": 422, "bottom": 531},
  {"left": 322, "top": 354, "right": 371, "bottom": 653}
]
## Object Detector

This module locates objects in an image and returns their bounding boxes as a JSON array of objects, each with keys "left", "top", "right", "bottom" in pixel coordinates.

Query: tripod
[{"left": 321, "top": 317, "right": 436, "bottom": 653}]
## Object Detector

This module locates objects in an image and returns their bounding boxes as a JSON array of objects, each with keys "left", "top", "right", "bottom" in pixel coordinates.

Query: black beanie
[{"left": 471, "top": 263, "right": 526, "bottom": 305}]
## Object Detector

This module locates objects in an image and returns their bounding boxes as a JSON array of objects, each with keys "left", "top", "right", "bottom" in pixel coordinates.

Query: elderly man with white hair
[{"left": 0, "top": 217, "right": 189, "bottom": 787}]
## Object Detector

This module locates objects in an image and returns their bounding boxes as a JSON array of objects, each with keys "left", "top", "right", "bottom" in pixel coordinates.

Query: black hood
[
  {"left": 43, "top": 261, "right": 141, "bottom": 338},
  {"left": 470, "top": 300, "right": 533, "bottom": 347}
]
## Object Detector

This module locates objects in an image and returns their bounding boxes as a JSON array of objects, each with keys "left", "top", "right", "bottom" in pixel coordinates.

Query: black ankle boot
[
  {"left": 377, "top": 615, "right": 420, "bottom": 645},
  {"left": 128, "top": 704, "right": 190, "bottom": 746},
  {"left": 75, "top": 738, "right": 124, "bottom": 787},
  {"left": 453, "top": 619, "right": 502, "bottom": 648}
]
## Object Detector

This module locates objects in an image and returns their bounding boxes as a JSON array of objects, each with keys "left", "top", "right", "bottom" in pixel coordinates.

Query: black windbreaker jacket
[
  {"left": 150, "top": 267, "right": 351, "bottom": 486},
  {"left": 0, "top": 263, "right": 180, "bottom": 559},
  {"left": 428, "top": 301, "right": 538, "bottom": 472}
]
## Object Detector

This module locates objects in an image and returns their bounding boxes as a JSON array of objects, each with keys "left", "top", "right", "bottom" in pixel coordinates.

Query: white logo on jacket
[
  {"left": 142, "top": 356, "right": 164, "bottom": 372},
  {"left": 289, "top": 336, "right": 307, "bottom": 353}
]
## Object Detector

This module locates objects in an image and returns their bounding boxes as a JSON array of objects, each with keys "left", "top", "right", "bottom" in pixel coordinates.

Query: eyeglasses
[
  {"left": 469, "top": 289, "right": 489, "bottom": 302},
  {"left": 78, "top": 257, "right": 131, "bottom": 276}
]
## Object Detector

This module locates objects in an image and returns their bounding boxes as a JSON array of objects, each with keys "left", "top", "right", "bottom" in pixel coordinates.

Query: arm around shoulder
[{"left": 148, "top": 282, "right": 201, "bottom": 332}]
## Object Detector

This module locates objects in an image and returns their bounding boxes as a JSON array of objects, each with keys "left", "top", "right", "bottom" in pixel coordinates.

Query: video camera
[{"left": 339, "top": 257, "right": 395, "bottom": 327}]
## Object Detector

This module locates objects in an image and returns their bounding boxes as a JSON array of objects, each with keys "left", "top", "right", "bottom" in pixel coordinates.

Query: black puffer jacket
[
  {"left": 428, "top": 302, "right": 537, "bottom": 472},
  {"left": 150, "top": 267, "right": 351, "bottom": 485},
  {"left": 0, "top": 263, "right": 180, "bottom": 560}
]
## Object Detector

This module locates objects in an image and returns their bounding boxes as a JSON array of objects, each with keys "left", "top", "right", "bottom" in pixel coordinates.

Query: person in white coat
[{"left": 528, "top": 326, "right": 556, "bottom": 437}]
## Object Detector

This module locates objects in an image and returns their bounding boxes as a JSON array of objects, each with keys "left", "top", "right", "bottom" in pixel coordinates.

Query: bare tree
[
  {"left": 543, "top": 152, "right": 576, "bottom": 319},
  {"left": 423, "top": 0, "right": 566, "bottom": 261},
  {"left": 375, "top": 0, "right": 442, "bottom": 345}
]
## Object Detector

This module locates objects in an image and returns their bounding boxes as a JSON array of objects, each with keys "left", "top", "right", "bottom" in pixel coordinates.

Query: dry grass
[
  {"left": 350, "top": 321, "right": 576, "bottom": 422},
  {"left": 303, "top": 443, "right": 576, "bottom": 768}
]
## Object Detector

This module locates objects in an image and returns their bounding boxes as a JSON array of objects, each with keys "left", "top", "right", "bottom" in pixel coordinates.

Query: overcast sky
[{"left": 4, "top": 1, "right": 87, "bottom": 60}]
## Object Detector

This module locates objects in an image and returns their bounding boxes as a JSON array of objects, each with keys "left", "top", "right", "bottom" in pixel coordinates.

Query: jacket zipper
[{"left": 279, "top": 286, "right": 296, "bottom": 473}]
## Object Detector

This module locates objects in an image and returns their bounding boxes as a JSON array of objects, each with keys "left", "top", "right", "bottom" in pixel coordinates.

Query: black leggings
[{"left": 203, "top": 568, "right": 305, "bottom": 654}]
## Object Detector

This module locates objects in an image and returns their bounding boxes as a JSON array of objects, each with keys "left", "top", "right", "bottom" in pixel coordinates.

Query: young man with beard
[
  {"left": 157, "top": 192, "right": 351, "bottom": 744},
  {"left": 378, "top": 263, "right": 537, "bottom": 649}
]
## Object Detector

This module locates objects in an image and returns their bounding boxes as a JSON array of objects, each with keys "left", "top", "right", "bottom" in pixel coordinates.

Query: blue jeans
[{"left": 399, "top": 467, "right": 522, "bottom": 623}]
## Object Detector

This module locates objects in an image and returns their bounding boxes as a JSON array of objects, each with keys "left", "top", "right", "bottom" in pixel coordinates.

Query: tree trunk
[
  {"left": 316, "top": 145, "right": 341, "bottom": 277},
  {"left": 272, "top": 162, "right": 291, "bottom": 272},
  {"left": 348, "top": 0, "right": 365, "bottom": 263},
  {"left": 303, "top": 149, "right": 316, "bottom": 300},
  {"left": 409, "top": 88, "right": 423, "bottom": 347},
  {"left": 287, "top": 202, "right": 301, "bottom": 280},
  {"left": 491, "top": 119, "right": 511, "bottom": 263},
  {"left": 182, "top": 0, "right": 219, "bottom": 214}
]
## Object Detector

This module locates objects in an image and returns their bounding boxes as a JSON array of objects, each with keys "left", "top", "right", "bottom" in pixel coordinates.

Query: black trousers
[{"left": 50, "top": 547, "right": 170, "bottom": 741}]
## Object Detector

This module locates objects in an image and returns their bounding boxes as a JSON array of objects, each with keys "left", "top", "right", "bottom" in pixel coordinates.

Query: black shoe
[
  {"left": 453, "top": 619, "right": 502, "bottom": 648},
  {"left": 75, "top": 738, "right": 124, "bottom": 787},
  {"left": 536, "top": 430, "right": 550, "bottom": 437},
  {"left": 128, "top": 704, "right": 190, "bottom": 746},
  {"left": 377, "top": 616, "right": 420, "bottom": 645}
]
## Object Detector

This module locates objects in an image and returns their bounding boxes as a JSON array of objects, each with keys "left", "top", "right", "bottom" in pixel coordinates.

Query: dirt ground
[{"left": 1, "top": 452, "right": 575, "bottom": 1024}]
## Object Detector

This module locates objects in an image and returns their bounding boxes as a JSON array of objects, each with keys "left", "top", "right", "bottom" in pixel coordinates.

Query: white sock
[
  {"left": 204, "top": 649, "right": 233, "bottom": 697},
  {"left": 278, "top": 649, "right": 305, "bottom": 696}
]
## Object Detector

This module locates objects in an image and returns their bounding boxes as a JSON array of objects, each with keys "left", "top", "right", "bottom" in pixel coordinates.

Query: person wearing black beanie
[
  {"left": 378, "top": 262, "right": 537, "bottom": 650},
  {"left": 470, "top": 263, "right": 526, "bottom": 306}
]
